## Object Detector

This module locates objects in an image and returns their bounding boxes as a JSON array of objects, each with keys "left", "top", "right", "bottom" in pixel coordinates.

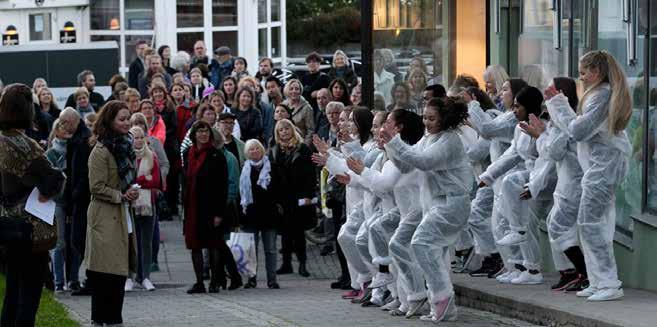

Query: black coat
[
  {"left": 240, "top": 165, "right": 280, "bottom": 231},
  {"left": 328, "top": 67, "right": 358, "bottom": 91},
  {"left": 65, "top": 121, "right": 92, "bottom": 255},
  {"left": 231, "top": 106, "right": 263, "bottom": 142},
  {"left": 301, "top": 71, "right": 330, "bottom": 110},
  {"left": 182, "top": 147, "right": 231, "bottom": 238},
  {"left": 269, "top": 143, "right": 316, "bottom": 231},
  {"left": 129, "top": 58, "right": 145, "bottom": 88},
  {"left": 160, "top": 109, "right": 180, "bottom": 165}
]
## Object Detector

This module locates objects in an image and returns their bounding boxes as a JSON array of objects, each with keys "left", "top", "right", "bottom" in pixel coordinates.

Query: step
[{"left": 453, "top": 273, "right": 657, "bottom": 327}]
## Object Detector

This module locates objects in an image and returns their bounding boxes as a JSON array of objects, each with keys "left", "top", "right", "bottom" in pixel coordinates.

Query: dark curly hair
[
  {"left": 426, "top": 97, "right": 469, "bottom": 131},
  {"left": 389, "top": 109, "right": 424, "bottom": 145},
  {"left": 466, "top": 86, "right": 497, "bottom": 110}
]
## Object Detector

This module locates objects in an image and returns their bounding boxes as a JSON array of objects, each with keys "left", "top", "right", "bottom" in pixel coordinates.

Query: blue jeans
[
  {"left": 135, "top": 215, "right": 156, "bottom": 281},
  {"left": 50, "top": 205, "right": 80, "bottom": 287},
  {"left": 241, "top": 228, "right": 277, "bottom": 283}
]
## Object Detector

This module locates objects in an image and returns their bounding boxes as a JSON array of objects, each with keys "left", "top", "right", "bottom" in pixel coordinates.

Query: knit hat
[{"left": 515, "top": 86, "right": 544, "bottom": 116}]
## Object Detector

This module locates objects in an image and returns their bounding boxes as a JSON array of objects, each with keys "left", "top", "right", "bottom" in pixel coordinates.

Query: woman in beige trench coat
[{"left": 84, "top": 100, "right": 138, "bottom": 326}]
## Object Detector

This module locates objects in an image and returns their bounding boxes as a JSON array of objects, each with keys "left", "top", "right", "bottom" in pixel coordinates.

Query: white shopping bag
[{"left": 227, "top": 232, "right": 257, "bottom": 279}]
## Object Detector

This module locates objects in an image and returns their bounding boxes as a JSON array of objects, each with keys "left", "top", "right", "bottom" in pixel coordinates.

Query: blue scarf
[{"left": 239, "top": 156, "right": 271, "bottom": 214}]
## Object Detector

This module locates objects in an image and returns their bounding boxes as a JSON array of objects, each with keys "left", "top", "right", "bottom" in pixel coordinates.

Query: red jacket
[
  {"left": 136, "top": 153, "right": 162, "bottom": 191},
  {"left": 148, "top": 115, "right": 166, "bottom": 145},
  {"left": 176, "top": 103, "right": 194, "bottom": 143}
]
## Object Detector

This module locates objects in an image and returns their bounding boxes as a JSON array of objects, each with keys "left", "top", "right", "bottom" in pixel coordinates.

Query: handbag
[
  {"left": 0, "top": 204, "right": 56, "bottom": 252},
  {"left": 227, "top": 231, "right": 257, "bottom": 279}
]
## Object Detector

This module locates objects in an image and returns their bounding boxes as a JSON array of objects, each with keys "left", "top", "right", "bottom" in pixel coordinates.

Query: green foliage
[
  {"left": 287, "top": 0, "right": 360, "bottom": 18},
  {"left": 0, "top": 275, "right": 79, "bottom": 327},
  {"left": 287, "top": 6, "right": 361, "bottom": 48}
]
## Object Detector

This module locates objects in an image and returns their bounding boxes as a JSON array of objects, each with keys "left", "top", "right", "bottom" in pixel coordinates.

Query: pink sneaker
[
  {"left": 342, "top": 289, "right": 361, "bottom": 299},
  {"left": 434, "top": 296, "right": 455, "bottom": 322}
]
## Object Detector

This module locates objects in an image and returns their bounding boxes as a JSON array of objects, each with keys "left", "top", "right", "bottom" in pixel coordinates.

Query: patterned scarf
[
  {"left": 239, "top": 156, "right": 271, "bottom": 214},
  {"left": 99, "top": 133, "right": 136, "bottom": 192}
]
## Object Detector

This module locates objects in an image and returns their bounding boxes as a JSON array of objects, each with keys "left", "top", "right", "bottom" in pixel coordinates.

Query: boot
[
  {"left": 298, "top": 262, "right": 310, "bottom": 277},
  {"left": 277, "top": 255, "right": 293, "bottom": 275}
]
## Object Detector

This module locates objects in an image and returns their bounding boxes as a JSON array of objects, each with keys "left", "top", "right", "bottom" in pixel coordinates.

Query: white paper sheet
[{"left": 24, "top": 188, "right": 55, "bottom": 225}]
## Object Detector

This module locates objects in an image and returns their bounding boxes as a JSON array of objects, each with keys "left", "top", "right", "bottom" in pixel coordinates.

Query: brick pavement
[{"left": 56, "top": 221, "right": 538, "bottom": 327}]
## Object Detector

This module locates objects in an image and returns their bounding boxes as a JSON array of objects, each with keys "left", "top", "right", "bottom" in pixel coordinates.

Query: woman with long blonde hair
[
  {"left": 545, "top": 50, "right": 631, "bottom": 302},
  {"left": 483, "top": 65, "right": 509, "bottom": 109}
]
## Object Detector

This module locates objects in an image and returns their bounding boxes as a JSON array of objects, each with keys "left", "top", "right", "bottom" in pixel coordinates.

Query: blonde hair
[
  {"left": 274, "top": 119, "right": 303, "bottom": 146},
  {"left": 74, "top": 87, "right": 89, "bottom": 100},
  {"left": 47, "top": 118, "right": 64, "bottom": 148},
  {"left": 578, "top": 50, "right": 632, "bottom": 134},
  {"left": 129, "top": 125, "right": 145, "bottom": 138},
  {"left": 244, "top": 139, "right": 266, "bottom": 159},
  {"left": 125, "top": 88, "right": 141, "bottom": 100},
  {"left": 283, "top": 79, "right": 303, "bottom": 98},
  {"left": 332, "top": 50, "right": 349, "bottom": 67},
  {"left": 520, "top": 64, "right": 546, "bottom": 90},
  {"left": 406, "top": 68, "right": 427, "bottom": 93},
  {"left": 483, "top": 65, "right": 509, "bottom": 94}
]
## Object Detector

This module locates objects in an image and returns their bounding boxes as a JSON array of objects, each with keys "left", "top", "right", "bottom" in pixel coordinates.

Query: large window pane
[
  {"left": 518, "top": 0, "right": 569, "bottom": 90},
  {"left": 271, "top": 0, "right": 280, "bottom": 22},
  {"left": 177, "top": 32, "right": 204, "bottom": 55},
  {"left": 271, "top": 26, "right": 281, "bottom": 58},
  {"left": 643, "top": 1, "right": 657, "bottom": 215},
  {"left": 212, "top": 31, "right": 238, "bottom": 56},
  {"left": 258, "top": 0, "right": 267, "bottom": 24},
  {"left": 90, "top": 0, "right": 120, "bottom": 30},
  {"left": 91, "top": 35, "right": 121, "bottom": 67},
  {"left": 125, "top": 0, "right": 154, "bottom": 30},
  {"left": 258, "top": 28, "right": 267, "bottom": 58},
  {"left": 126, "top": 35, "right": 153, "bottom": 66},
  {"left": 213, "top": 0, "right": 238, "bottom": 26},
  {"left": 29, "top": 13, "right": 52, "bottom": 41},
  {"left": 373, "top": 0, "right": 445, "bottom": 110},
  {"left": 597, "top": 0, "right": 645, "bottom": 232},
  {"left": 177, "top": 0, "right": 204, "bottom": 28}
]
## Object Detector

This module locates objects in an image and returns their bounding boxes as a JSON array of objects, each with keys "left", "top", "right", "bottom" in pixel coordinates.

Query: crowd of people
[{"left": 0, "top": 41, "right": 633, "bottom": 326}]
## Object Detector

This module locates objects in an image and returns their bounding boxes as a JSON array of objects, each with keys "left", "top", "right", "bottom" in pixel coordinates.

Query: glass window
[
  {"left": 271, "top": 0, "right": 280, "bottom": 22},
  {"left": 258, "top": 28, "right": 267, "bottom": 58},
  {"left": 647, "top": 2, "right": 657, "bottom": 215},
  {"left": 373, "top": 0, "right": 446, "bottom": 111},
  {"left": 125, "top": 0, "right": 154, "bottom": 30},
  {"left": 177, "top": 0, "right": 203, "bottom": 28},
  {"left": 596, "top": 0, "right": 646, "bottom": 232},
  {"left": 177, "top": 32, "right": 205, "bottom": 55},
  {"left": 518, "top": 0, "right": 569, "bottom": 90},
  {"left": 90, "top": 0, "right": 120, "bottom": 30},
  {"left": 212, "top": 31, "right": 238, "bottom": 56},
  {"left": 213, "top": 0, "right": 238, "bottom": 26},
  {"left": 271, "top": 26, "right": 281, "bottom": 58},
  {"left": 126, "top": 35, "right": 153, "bottom": 65},
  {"left": 29, "top": 13, "right": 52, "bottom": 41},
  {"left": 258, "top": 0, "right": 267, "bottom": 24},
  {"left": 91, "top": 35, "right": 121, "bottom": 66}
]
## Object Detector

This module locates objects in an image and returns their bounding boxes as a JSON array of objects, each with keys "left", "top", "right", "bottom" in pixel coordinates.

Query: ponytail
[{"left": 578, "top": 50, "right": 632, "bottom": 134}]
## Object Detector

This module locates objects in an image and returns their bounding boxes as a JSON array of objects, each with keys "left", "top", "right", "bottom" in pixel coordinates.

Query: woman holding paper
[
  {"left": 270, "top": 119, "right": 316, "bottom": 277},
  {"left": 0, "top": 84, "right": 65, "bottom": 327},
  {"left": 85, "top": 100, "right": 138, "bottom": 326}
]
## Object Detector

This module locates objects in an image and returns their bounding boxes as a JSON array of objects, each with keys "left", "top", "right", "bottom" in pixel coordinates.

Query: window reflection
[
  {"left": 177, "top": 0, "right": 204, "bottom": 28},
  {"left": 91, "top": 0, "right": 120, "bottom": 30}
]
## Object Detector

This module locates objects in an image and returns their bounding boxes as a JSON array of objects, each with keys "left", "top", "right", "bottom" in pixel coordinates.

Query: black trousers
[
  {"left": 281, "top": 229, "right": 307, "bottom": 264},
  {"left": 165, "top": 165, "right": 181, "bottom": 216},
  {"left": 87, "top": 270, "right": 126, "bottom": 325},
  {"left": 1, "top": 247, "right": 48, "bottom": 327},
  {"left": 331, "top": 202, "right": 349, "bottom": 279}
]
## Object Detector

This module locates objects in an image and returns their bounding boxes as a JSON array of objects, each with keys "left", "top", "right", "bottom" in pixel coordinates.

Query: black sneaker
[
  {"left": 244, "top": 277, "right": 257, "bottom": 289},
  {"left": 486, "top": 256, "right": 505, "bottom": 278},
  {"left": 68, "top": 281, "right": 81, "bottom": 292},
  {"left": 469, "top": 256, "right": 494, "bottom": 277},
  {"left": 187, "top": 283, "right": 206, "bottom": 294},
  {"left": 551, "top": 270, "right": 579, "bottom": 291},
  {"left": 331, "top": 277, "right": 350, "bottom": 289},
  {"left": 565, "top": 276, "right": 589, "bottom": 293}
]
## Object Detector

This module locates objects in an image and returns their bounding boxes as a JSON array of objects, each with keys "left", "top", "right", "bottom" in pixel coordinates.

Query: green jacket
[{"left": 223, "top": 148, "right": 240, "bottom": 202}]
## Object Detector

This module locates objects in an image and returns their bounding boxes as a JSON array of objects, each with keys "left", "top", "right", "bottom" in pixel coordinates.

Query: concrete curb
[{"left": 454, "top": 283, "right": 624, "bottom": 327}]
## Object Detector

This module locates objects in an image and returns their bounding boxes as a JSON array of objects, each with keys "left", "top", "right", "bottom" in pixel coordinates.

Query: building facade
[
  {"left": 368, "top": 0, "right": 657, "bottom": 292},
  {"left": 0, "top": 0, "right": 286, "bottom": 76}
]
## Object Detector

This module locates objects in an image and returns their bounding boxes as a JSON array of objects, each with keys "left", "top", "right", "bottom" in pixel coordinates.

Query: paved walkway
[{"left": 56, "top": 221, "right": 537, "bottom": 327}]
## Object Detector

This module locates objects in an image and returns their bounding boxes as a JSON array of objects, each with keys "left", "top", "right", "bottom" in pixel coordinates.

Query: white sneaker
[
  {"left": 369, "top": 272, "right": 394, "bottom": 289},
  {"left": 510, "top": 271, "right": 543, "bottom": 285},
  {"left": 142, "top": 278, "right": 156, "bottom": 291},
  {"left": 496, "top": 232, "right": 527, "bottom": 246},
  {"left": 381, "top": 298, "right": 400, "bottom": 311},
  {"left": 576, "top": 286, "right": 598, "bottom": 297},
  {"left": 495, "top": 270, "right": 511, "bottom": 282},
  {"left": 498, "top": 270, "right": 521, "bottom": 284},
  {"left": 587, "top": 288, "right": 623, "bottom": 301},
  {"left": 124, "top": 278, "right": 135, "bottom": 292}
]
